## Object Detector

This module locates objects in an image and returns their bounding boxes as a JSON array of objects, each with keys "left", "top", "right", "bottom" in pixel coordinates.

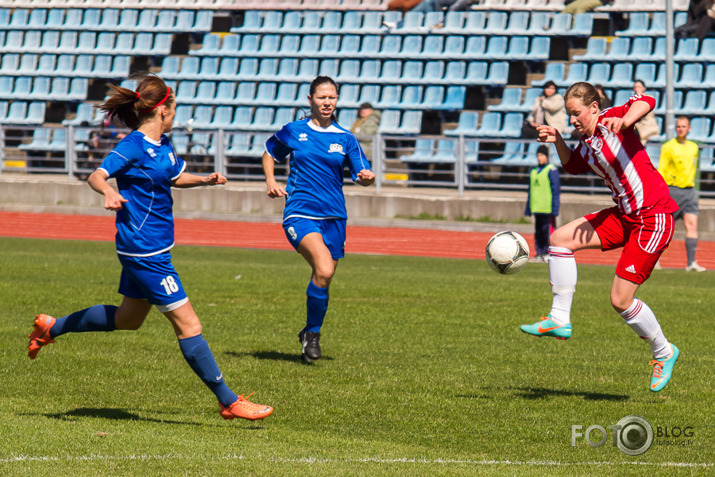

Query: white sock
[
  {"left": 620, "top": 298, "right": 671, "bottom": 359},
  {"left": 548, "top": 246, "right": 577, "bottom": 325}
]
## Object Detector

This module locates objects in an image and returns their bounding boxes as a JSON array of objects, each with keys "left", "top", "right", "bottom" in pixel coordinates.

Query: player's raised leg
[
  {"left": 521, "top": 216, "right": 601, "bottom": 339},
  {"left": 165, "top": 301, "right": 273, "bottom": 420}
]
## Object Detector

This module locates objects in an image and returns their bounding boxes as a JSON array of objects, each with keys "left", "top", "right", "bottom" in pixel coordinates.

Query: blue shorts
[
  {"left": 117, "top": 252, "right": 189, "bottom": 312},
  {"left": 283, "top": 217, "right": 346, "bottom": 260}
]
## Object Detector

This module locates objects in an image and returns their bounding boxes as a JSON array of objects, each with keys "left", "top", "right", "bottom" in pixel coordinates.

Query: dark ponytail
[{"left": 98, "top": 75, "right": 173, "bottom": 130}]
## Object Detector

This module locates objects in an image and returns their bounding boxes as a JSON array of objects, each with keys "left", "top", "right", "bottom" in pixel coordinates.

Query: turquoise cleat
[
  {"left": 649, "top": 344, "right": 680, "bottom": 392},
  {"left": 520, "top": 316, "right": 572, "bottom": 340}
]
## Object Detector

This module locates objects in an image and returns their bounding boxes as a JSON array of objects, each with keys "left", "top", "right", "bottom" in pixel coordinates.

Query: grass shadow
[
  {"left": 514, "top": 386, "right": 630, "bottom": 401},
  {"left": 225, "top": 350, "right": 334, "bottom": 363},
  {"left": 40, "top": 407, "right": 265, "bottom": 429}
]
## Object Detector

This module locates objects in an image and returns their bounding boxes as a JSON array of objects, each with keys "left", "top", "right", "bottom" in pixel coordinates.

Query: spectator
[
  {"left": 658, "top": 116, "right": 707, "bottom": 271},
  {"left": 522, "top": 81, "right": 567, "bottom": 139},
  {"left": 633, "top": 80, "right": 660, "bottom": 145},
  {"left": 594, "top": 84, "right": 613, "bottom": 109},
  {"left": 525, "top": 144, "right": 561, "bottom": 263},
  {"left": 350, "top": 103, "right": 382, "bottom": 160},
  {"left": 675, "top": 0, "right": 715, "bottom": 40}
]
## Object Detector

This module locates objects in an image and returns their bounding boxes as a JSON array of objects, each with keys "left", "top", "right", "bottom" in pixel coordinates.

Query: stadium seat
[
  {"left": 689, "top": 117, "right": 711, "bottom": 142},
  {"left": 297, "top": 58, "right": 318, "bottom": 81},
  {"left": 401, "top": 138, "right": 435, "bottom": 163},
  {"left": 422, "top": 61, "right": 445, "bottom": 84},
  {"left": 255, "top": 83, "right": 277, "bottom": 104},
  {"left": 675, "top": 38, "right": 699, "bottom": 62},
  {"left": 443, "top": 85, "right": 466, "bottom": 110},
  {"left": 421, "top": 35, "right": 444, "bottom": 59},
  {"left": 483, "top": 11, "right": 507, "bottom": 35},
  {"left": 444, "top": 111, "right": 479, "bottom": 136},
  {"left": 573, "top": 37, "right": 608, "bottom": 61},
  {"left": 680, "top": 90, "right": 707, "bottom": 115},
  {"left": 616, "top": 11, "right": 649, "bottom": 36},
  {"left": 485, "top": 62, "right": 509, "bottom": 86},
  {"left": 421, "top": 85, "right": 445, "bottom": 109},
  {"left": 359, "top": 35, "right": 381, "bottom": 57},
  {"left": 532, "top": 62, "right": 566, "bottom": 87},
  {"left": 488, "top": 88, "right": 521, "bottom": 112},
  {"left": 217, "top": 57, "right": 239, "bottom": 80},
  {"left": 235, "top": 58, "right": 259, "bottom": 80},
  {"left": 380, "top": 60, "right": 402, "bottom": 83},
  {"left": 275, "top": 83, "right": 298, "bottom": 106},
  {"left": 339, "top": 35, "right": 361, "bottom": 58},
  {"left": 587, "top": 62, "right": 611, "bottom": 87},
  {"left": 474, "top": 112, "right": 501, "bottom": 137},
  {"left": 444, "top": 61, "right": 466, "bottom": 83},
  {"left": 484, "top": 36, "right": 507, "bottom": 60},
  {"left": 255, "top": 58, "right": 279, "bottom": 81},
  {"left": 360, "top": 59, "right": 381, "bottom": 83},
  {"left": 498, "top": 112, "right": 524, "bottom": 138},
  {"left": 493, "top": 141, "right": 525, "bottom": 165},
  {"left": 676, "top": 63, "right": 703, "bottom": 89},
  {"left": 229, "top": 106, "right": 253, "bottom": 129},
  {"left": 609, "top": 63, "right": 634, "bottom": 88},
  {"left": 318, "top": 59, "right": 339, "bottom": 78}
]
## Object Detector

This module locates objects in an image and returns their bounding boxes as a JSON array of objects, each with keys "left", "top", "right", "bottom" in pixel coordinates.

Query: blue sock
[
  {"left": 305, "top": 280, "right": 329, "bottom": 333},
  {"left": 178, "top": 334, "right": 238, "bottom": 408},
  {"left": 50, "top": 305, "right": 117, "bottom": 338}
]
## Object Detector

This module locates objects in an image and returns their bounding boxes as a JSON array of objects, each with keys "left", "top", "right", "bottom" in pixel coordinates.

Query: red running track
[{"left": 0, "top": 211, "right": 712, "bottom": 269}]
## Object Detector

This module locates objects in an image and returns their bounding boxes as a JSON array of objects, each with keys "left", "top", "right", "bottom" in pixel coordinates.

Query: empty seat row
[
  {"left": 232, "top": 10, "right": 592, "bottom": 37},
  {"left": 615, "top": 11, "right": 687, "bottom": 37},
  {"left": 596, "top": 0, "right": 689, "bottom": 12},
  {"left": 162, "top": 56, "right": 511, "bottom": 87},
  {"left": 0, "top": 76, "right": 87, "bottom": 101},
  {"left": 444, "top": 111, "right": 525, "bottom": 138},
  {"left": 0, "top": 53, "right": 129, "bottom": 79},
  {"left": 533, "top": 62, "right": 715, "bottom": 90},
  {"left": 0, "top": 8, "right": 212, "bottom": 33},
  {"left": 0, "top": 101, "right": 46, "bottom": 125},
  {"left": 574, "top": 36, "right": 715, "bottom": 63},
  {"left": 0, "top": 30, "right": 171, "bottom": 56},
  {"left": 0, "top": 0, "right": 234, "bottom": 10},
  {"left": 191, "top": 32, "right": 550, "bottom": 62},
  {"left": 19, "top": 127, "right": 67, "bottom": 152}
]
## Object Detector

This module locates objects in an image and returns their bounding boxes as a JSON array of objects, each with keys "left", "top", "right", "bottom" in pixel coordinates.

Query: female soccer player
[
  {"left": 519, "top": 82, "right": 680, "bottom": 392},
  {"left": 262, "top": 76, "right": 375, "bottom": 363},
  {"left": 27, "top": 75, "right": 273, "bottom": 421}
]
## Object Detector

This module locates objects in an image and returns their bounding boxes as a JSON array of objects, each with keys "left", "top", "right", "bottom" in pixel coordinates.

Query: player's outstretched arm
[
  {"left": 356, "top": 169, "right": 375, "bottom": 187},
  {"left": 536, "top": 124, "right": 572, "bottom": 167},
  {"left": 173, "top": 172, "right": 227, "bottom": 188},
  {"left": 602, "top": 100, "right": 651, "bottom": 134},
  {"left": 88, "top": 169, "right": 127, "bottom": 211},
  {"left": 262, "top": 151, "right": 287, "bottom": 198}
]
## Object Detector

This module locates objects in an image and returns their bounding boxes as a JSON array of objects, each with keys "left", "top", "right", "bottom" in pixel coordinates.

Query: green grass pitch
[{"left": 0, "top": 237, "right": 712, "bottom": 476}]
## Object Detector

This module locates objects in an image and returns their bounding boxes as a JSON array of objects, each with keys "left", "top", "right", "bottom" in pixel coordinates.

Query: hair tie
[
  {"left": 135, "top": 91, "right": 140, "bottom": 99},
  {"left": 139, "top": 86, "right": 170, "bottom": 114}
]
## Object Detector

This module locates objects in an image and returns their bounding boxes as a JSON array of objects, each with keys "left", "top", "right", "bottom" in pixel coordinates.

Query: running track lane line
[{"left": 0, "top": 211, "right": 707, "bottom": 269}]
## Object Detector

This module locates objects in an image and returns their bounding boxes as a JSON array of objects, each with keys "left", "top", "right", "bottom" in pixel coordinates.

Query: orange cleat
[
  {"left": 219, "top": 393, "right": 273, "bottom": 421},
  {"left": 28, "top": 314, "right": 56, "bottom": 359}
]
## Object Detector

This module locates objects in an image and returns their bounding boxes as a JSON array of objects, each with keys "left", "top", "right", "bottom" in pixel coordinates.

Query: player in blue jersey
[
  {"left": 27, "top": 75, "right": 273, "bottom": 421},
  {"left": 262, "top": 76, "right": 376, "bottom": 363}
]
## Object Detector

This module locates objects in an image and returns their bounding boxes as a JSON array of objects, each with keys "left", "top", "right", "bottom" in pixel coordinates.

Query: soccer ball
[{"left": 485, "top": 231, "right": 530, "bottom": 275}]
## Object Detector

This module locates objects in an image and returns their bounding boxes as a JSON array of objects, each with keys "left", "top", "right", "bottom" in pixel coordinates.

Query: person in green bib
[{"left": 525, "top": 145, "right": 561, "bottom": 263}]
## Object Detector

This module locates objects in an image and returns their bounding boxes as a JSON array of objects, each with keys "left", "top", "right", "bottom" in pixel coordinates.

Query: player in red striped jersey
[{"left": 520, "top": 82, "right": 680, "bottom": 393}]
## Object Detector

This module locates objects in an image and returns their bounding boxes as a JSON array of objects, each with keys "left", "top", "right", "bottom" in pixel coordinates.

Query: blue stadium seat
[
  {"left": 271, "top": 107, "right": 295, "bottom": 129},
  {"left": 474, "top": 112, "right": 501, "bottom": 137},
  {"left": 339, "top": 83, "right": 359, "bottom": 107},
  {"left": 340, "top": 11, "right": 362, "bottom": 34},
  {"left": 278, "top": 35, "right": 300, "bottom": 57},
  {"left": 225, "top": 132, "right": 251, "bottom": 155},
  {"left": 378, "top": 35, "right": 401, "bottom": 58},
  {"left": 440, "top": 11, "right": 466, "bottom": 34},
  {"left": 689, "top": 117, "right": 710, "bottom": 142},
  {"left": 493, "top": 141, "right": 525, "bottom": 165},
  {"left": 570, "top": 13, "right": 593, "bottom": 36},
  {"left": 488, "top": 88, "right": 521, "bottom": 112},
  {"left": 484, "top": 11, "right": 507, "bottom": 35},
  {"left": 238, "top": 34, "right": 260, "bottom": 56},
  {"left": 609, "top": 63, "right": 634, "bottom": 89},
  {"left": 444, "top": 111, "right": 478, "bottom": 136},
  {"left": 19, "top": 127, "right": 51, "bottom": 150},
  {"left": 400, "top": 35, "right": 423, "bottom": 59},
  {"left": 616, "top": 12, "right": 649, "bottom": 37},
  {"left": 649, "top": 37, "right": 666, "bottom": 61},
  {"left": 358, "top": 84, "right": 380, "bottom": 105},
  {"left": 255, "top": 83, "right": 277, "bottom": 104},
  {"left": 248, "top": 107, "right": 274, "bottom": 131},
  {"left": 548, "top": 14, "right": 572, "bottom": 36},
  {"left": 421, "top": 85, "right": 444, "bottom": 109},
  {"left": 275, "top": 83, "right": 298, "bottom": 106},
  {"left": 485, "top": 62, "right": 509, "bottom": 86},
  {"left": 497, "top": 112, "right": 524, "bottom": 138},
  {"left": 195, "top": 33, "right": 220, "bottom": 56},
  {"left": 255, "top": 58, "right": 279, "bottom": 81},
  {"left": 218, "top": 57, "right": 239, "bottom": 80},
  {"left": 219, "top": 35, "right": 240, "bottom": 56},
  {"left": 444, "top": 61, "right": 466, "bottom": 83},
  {"left": 68, "top": 78, "right": 88, "bottom": 101},
  {"left": 630, "top": 37, "right": 654, "bottom": 61},
  {"left": 318, "top": 59, "right": 339, "bottom": 77},
  {"left": 587, "top": 63, "right": 611, "bottom": 87},
  {"left": 297, "top": 59, "right": 318, "bottom": 81},
  {"left": 0, "top": 53, "right": 19, "bottom": 75},
  {"left": 680, "top": 90, "right": 707, "bottom": 115},
  {"left": 462, "top": 36, "right": 486, "bottom": 60},
  {"left": 443, "top": 86, "right": 466, "bottom": 110},
  {"left": 702, "top": 64, "right": 715, "bottom": 88},
  {"left": 296, "top": 35, "right": 320, "bottom": 58},
  {"left": 230, "top": 106, "right": 253, "bottom": 129},
  {"left": 318, "top": 35, "right": 340, "bottom": 56},
  {"left": 17, "top": 54, "right": 36, "bottom": 74},
  {"left": 339, "top": 35, "right": 361, "bottom": 58},
  {"left": 214, "top": 82, "right": 236, "bottom": 105},
  {"left": 675, "top": 38, "right": 699, "bottom": 62},
  {"left": 198, "top": 57, "right": 219, "bottom": 79},
  {"left": 401, "top": 138, "right": 435, "bottom": 163},
  {"left": 359, "top": 59, "right": 381, "bottom": 83},
  {"left": 432, "top": 139, "right": 458, "bottom": 163},
  {"left": 573, "top": 37, "right": 607, "bottom": 62},
  {"left": 338, "top": 59, "right": 360, "bottom": 82},
  {"left": 338, "top": 108, "right": 357, "bottom": 127},
  {"left": 443, "top": 36, "right": 465, "bottom": 58},
  {"left": 275, "top": 58, "right": 298, "bottom": 81},
  {"left": 400, "top": 85, "right": 423, "bottom": 108},
  {"left": 676, "top": 63, "right": 703, "bottom": 89},
  {"left": 210, "top": 105, "right": 233, "bottom": 128},
  {"left": 564, "top": 63, "right": 588, "bottom": 84},
  {"left": 195, "top": 81, "right": 217, "bottom": 104},
  {"left": 13, "top": 76, "right": 32, "bottom": 98},
  {"left": 299, "top": 11, "right": 323, "bottom": 33},
  {"left": 422, "top": 61, "right": 445, "bottom": 84},
  {"left": 422, "top": 35, "right": 443, "bottom": 59},
  {"left": 359, "top": 35, "right": 382, "bottom": 57},
  {"left": 484, "top": 36, "right": 507, "bottom": 60},
  {"left": 464, "top": 62, "right": 488, "bottom": 85},
  {"left": 233, "top": 58, "right": 257, "bottom": 81},
  {"left": 380, "top": 60, "right": 402, "bottom": 82},
  {"left": 136, "top": 9, "right": 156, "bottom": 31},
  {"left": 176, "top": 81, "right": 197, "bottom": 103},
  {"left": 532, "top": 62, "right": 566, "bottom": 87}
]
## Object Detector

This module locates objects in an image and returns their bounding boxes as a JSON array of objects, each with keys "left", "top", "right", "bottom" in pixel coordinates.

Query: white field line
[{"left": 0, "top": 454, "right": 712, "bottom": 468}]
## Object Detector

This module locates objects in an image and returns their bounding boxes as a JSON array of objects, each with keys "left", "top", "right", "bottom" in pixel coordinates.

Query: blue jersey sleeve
[
  {"left": 265, "top": 123, "right": 295, "bottom": 163},
  {"left": 165, "top": 137, "right": 186, "bottom": 180},
  {"left": 344, "top": 133, "right": 371, "bottom": 181},
  {"left": 98, "top": 137, "right": 141, "bottom": 178}
]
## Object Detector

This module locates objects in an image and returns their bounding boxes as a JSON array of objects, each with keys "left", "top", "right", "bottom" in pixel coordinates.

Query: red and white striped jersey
[{"left": 564, "top": 95, "right": 678, "bottom": 216}]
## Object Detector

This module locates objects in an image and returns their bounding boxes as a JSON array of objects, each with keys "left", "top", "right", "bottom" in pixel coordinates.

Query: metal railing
[{"left": 3, "top": 124, "right": 715, "bottom": 198}]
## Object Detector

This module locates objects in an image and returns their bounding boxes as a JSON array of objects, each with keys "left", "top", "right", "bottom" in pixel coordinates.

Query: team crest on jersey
[
  {"left": 591, "top": 137, "right": 603, "bottom": 151},
  {"left": 299, "top": 133, "right": 308, "bottom": 142},
  {"left": 328, "top": 143, "right": 344, "bottom": 154}
]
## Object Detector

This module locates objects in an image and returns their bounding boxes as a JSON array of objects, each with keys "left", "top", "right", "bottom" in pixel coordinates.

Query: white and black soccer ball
[{"left": 485, "top": 231, "right": 530, "bottom": 275}]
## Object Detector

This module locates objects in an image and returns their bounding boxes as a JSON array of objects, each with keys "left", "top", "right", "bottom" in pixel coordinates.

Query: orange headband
[{"left": 139, "top": 86, "right": 170, "bottom": 114}]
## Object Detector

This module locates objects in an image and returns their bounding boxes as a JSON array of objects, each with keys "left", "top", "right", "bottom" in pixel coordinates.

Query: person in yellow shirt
[{"left": 658, "top": 116, "right": 706, "bottom": 271}]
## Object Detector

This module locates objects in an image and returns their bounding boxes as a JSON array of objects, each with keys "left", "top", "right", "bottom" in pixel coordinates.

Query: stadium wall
[{"left": 4, "top": 174, "right": 715, "bottom": 236}]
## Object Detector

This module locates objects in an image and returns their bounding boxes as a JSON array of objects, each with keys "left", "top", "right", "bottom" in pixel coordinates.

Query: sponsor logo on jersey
[
  {"left": 147, "top": 148, "right": 157, "bottom": 157},
  {"left": 329, "top": 143, "right": 344, "bottom": 154},
  {"left": 168, "top": 152, "right": 176, "bottom": 165},
  {"left": 287, "top": 226, "right": 297, "bottom": 241},
  {"left": 299, "top": 133, "right": 308, "bottom": 142},
  {"left": 625, "top": 264, "right": 636, "bottom": 273}
]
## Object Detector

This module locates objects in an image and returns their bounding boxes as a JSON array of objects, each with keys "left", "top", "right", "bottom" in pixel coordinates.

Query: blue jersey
[
  {"left": 265, "top": 118, "right": 371, "bottom": 220},
  {"left": 98, "top": 130, "right": 186, "bottom": 257}
]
